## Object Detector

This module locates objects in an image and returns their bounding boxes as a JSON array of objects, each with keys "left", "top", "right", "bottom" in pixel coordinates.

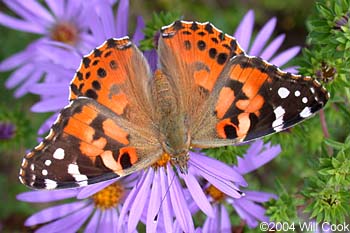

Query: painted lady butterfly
[{"left": 19, "top": 21, "right": 329, "bottom": 189}]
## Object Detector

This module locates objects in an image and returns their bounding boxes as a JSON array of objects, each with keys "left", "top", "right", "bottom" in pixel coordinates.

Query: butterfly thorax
[{"left": 152, "top": 70, "right": 190, "bottom": 173}]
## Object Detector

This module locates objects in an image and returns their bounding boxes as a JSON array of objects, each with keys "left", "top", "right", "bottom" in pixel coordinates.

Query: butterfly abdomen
[{"left": 151, "top": 70, "right": 190, "bottom": 171}]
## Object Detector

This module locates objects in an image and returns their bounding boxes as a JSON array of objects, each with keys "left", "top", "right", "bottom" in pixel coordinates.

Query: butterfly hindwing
[{"left": 192, "top": 55, "right": 329, "bottom": 147}]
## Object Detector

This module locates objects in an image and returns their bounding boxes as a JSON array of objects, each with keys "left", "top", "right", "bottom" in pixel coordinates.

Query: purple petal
[
  {"left": 24, "top": 201, "right": 88, "bottom": 226},
  {"left": 269, "top": 46, "right": 301, "bottom": 67},
  {"left": 190, "top": 152, "right": 246, "bottom": 185},
  {"left": 14, "top": 0, "right": 55, "bottom": 24},
  {"left": 128, "top": 169, "right": 154, "bottom": 232},
  {"left": 234, "top": 199, "right": 268, "bottom": 226},
  {"left": 111, "top": 208, "right": 119, "bottom": 233},
  {"left": 31, "top": 97, "right": 67, "bottom": 112},
  {"left": 234, "top": 10, "right": 254, "bottom": 51},
  {"left": 84, "top": 209, "right": 101, "bottom": 233},
  {"left": 36, "top": 204, "right": 93, "bottom": 233},
  {"left": 14, "top": 70, "right": 43, "bottom": 97},
  {"left": 97, "top": 2, "right": 117, "bottom": 39},
  {"left": 115, "top": 0, "right": 129, "bottom": 37},
  {"left": 38, "top": 112, "right": 59, "bottom": 135},
  {"left": 77, "top": 179, "right": 118, "bottom": 199},
  {"left": 45, "top": 0, "right": 64, "bottom": 19},
  {"left": 98, "top": 210, "right": 116, "bottom": 233},
  {"left": 244, "top": 190, "right": 278, "bottom": 202},
  {"left": 181, "top": 172, "right": 214, "bottom": 217},
  {"left": 203, "top": 205, "right": 219, "bottom": 232},
  {"left": 159, "top": 167, "right": 174, "bottom": 232},
  {"left": 17, "top": 189, "right": 79, "bottom": 203},
  {"left": 146, "top": 170, "right": 161, "bottom": 233},
  {"left": 0, "top": 48, "right": 33, "bottom": 71},
  {"left": 235, "top": 142, "right": 281, "bottom": 174},
  {"left": 29, "top": 83, "right": 68, "bottom": 96},
  {"left": 220, "top": 204, "right": 231, "bottom": 232},
  {"left": 118, "top": 172, "right": 143, "bottom": 230},
  {"left": 144, "top": 49, "right": 158, "bottom": 73},
  {"left": 5, "top": 63, "right": 35, "bottom": 89},
  {"left": 132, "top": 16, "right": 145, "bottom": 46},
  {"left": 65, "top": 1, "right": 83, "bottom": 21},
  {"left": 167, "top": 163, "right": 194, "bottom": 233},
  {"left": 283, "top": 66, "right": 299, "bottom": 73},
  {"left": 0, "top": 12, "right": 44, "bottom": 34},
  {"left": 260, "top": 34, "right": 285, "bottom": 61},
  {"left": 249, "top": 17, "right": 277, "bottom": 56},
  {"left": 245, "top": 140, "right": 264, "bottom": 156}
]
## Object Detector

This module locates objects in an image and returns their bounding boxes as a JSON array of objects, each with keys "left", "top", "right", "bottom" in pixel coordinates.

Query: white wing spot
[
  {"left": 272, "top": 106, "right": 285, "bottom": 132},
  {"left": 68, "top": 163, "right": 88, "bottom": 186},
  {"left": 44, "top": 160, "right": 52, "bottom": 166},
  {"left": 21, "top": 159, "right": 27, "bottom": 167},
  {"left": 300, "top": 107, "right": 312, "bottom": 118},
  {"left": 278, "top": 87, "right": 290, "bottom": 99},
  {"left": 30, "top": 164, "right": 35, "bottom": 171},
  {"left": 302, "top": 97, "right": 308, "bottom": 103},
  {"left": 310, "top": 87, "right": 315, "bottom": 94},
  {"left": 45, "top": 179, "right": 58, "bottom": 189},
  {"left": 53, "top": 148, "right": 65, "bottom": 160},
  {"left": 294, "top": 90, "right": 301, "bottom": 97},
  {"left": 42, "top": 169, "right": 48, "bottom": 176}
]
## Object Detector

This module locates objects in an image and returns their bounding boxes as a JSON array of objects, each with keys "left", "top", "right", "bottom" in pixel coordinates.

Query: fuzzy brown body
[{"left": 152, "top": 70, "right": 190, "bottom": 173}]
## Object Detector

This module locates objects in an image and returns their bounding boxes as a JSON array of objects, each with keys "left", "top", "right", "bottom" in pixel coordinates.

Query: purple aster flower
[
  {"left": 235, "top": 10, "right": 301, "bottom": 73},
  {"left": 0, "top": 122, "right": 16, "bottom": 140},
  {"left": 199, "top": 140, "right": 281, "bottom": 231},
  {"left": 117, "top": 152, "right": 246, "bottom": 233},
  {"left": 24, "top": 0, "right": 145, "bottom": 135},
  {"left": 0, "top": 0, "right": 106, "bottom": 97},
  {"left": 17, "top": 174, "right": 138, "bottom": 233}
]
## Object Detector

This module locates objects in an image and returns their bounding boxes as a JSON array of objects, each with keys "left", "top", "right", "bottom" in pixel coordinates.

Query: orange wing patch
[
  {"left": 69, "top": 38, "right": 133, "bottom": 116},
  {"left": 160, "top": 21, "right": 244, "bottom": 92}
]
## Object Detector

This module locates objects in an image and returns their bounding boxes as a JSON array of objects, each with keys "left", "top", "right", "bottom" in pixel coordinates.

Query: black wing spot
[
  {"left": 93, "top": 49, "right": 102, "bottom": 57},
  {"left": 120, "top": 152, "right": 132, "bottom": 169},
  {"left": 184, "top": 40, "right": 191, "bottom": 50},
  {"left": 92, "top": 81, "right": 101, "bottom": 90},
  {"left": 197, "top": 40, "right": 206, "bottom": 51},
  {"left": 107, "top": 39, "right": 116, "bottom": 48},
  {"left": 205, "top": 23, "right": 214, "bottom": 34},
  {"left": 76, "top": 72, "right": 83, "bottom": 81},
  {"left": 217, "top": 53, "right": 228, "bottom": 65},
  {"left": 209, "top": 48, "right": 217, "bottom": 58},
  {"left": 86, "top": 89, "right": 98, "bottom": 99},
  {"left": 109, "top": 60, "right": 118, "bottom": 69},
  {"left": 97, "top": 68, "right": 107, "bottom": 78},
  {"left": 82, "top": 57, "right": 91, "bottom": 68},
  {"left": 190, "top": 22, "right": 199, "bottom": 31}
]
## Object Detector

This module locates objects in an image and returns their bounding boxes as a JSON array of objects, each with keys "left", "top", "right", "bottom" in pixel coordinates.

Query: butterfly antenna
[{"left": 153, "top": 171, "right": 176, "bottom": 222}]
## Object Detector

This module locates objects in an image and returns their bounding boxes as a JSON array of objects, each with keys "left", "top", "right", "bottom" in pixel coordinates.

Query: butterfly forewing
[
  {"left": 158, "top": 21, "right": 244, "bottom": 121},
  {"left": 20, "top": 38, "right": 163, "bottom": 189}
]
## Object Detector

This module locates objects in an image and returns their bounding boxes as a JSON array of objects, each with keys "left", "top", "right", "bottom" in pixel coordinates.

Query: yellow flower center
[
  {"left": 50, "top": 22, "right": 78, "bottom": 45},
  {"left": 152, "top": 153, "right": 171, "bottom": 168},
  {"left": 92, "top": 182, "right": 124, "bottom": 209},
  {"left": 206, "top": 184, "right": 225, "bottom": 202}
]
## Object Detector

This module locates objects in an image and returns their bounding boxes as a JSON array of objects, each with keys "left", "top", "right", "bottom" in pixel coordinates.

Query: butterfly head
[{"left": 161, "top": 129, "right": 191, "bottom": 174}]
